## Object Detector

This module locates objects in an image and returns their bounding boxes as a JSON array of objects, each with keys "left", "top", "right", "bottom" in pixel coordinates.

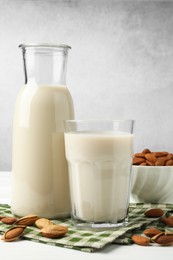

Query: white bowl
[{"left": 130, "top": 165, "right": 173, "bottom": 204}]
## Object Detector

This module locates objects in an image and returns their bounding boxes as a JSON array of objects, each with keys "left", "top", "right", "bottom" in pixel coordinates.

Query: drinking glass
[{"left": 64, "top": 120, "right": 134, "bottom": 229}]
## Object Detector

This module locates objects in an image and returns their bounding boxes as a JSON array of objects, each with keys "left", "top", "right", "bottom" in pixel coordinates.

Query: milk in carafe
[{"left": 11, "top": 44, "right": 74, "bottom": 218}]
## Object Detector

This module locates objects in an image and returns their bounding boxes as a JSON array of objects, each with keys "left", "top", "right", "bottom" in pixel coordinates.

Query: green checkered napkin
[{"left": 0, "top": 203, "right": 172, "bottom": 252}]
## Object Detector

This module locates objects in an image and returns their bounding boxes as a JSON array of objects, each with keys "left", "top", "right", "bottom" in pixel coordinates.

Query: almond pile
[
  {"left": 133, "top": 148, "right": 173, "bottom": 166},
  {"left": 0, "top": 215, "right": 68, "bottom": 242},
  {"left": 131, "top": 208, "right": 173, "bottom": 246}
]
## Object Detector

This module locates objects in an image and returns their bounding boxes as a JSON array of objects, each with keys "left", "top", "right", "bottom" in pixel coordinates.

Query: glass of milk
[{"left": 64, "top": 120, "right": 134, "bottom": 229}]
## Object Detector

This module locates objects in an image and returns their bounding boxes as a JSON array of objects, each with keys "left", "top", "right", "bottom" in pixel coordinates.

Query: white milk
[
  {"left": 12, "top": 85, "right": 74, "bottom": 218},
  {"left": 65, "top": 132, "right": 133, "bottom": 223}
]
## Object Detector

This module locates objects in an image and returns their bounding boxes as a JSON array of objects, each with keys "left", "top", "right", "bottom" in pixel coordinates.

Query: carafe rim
[{"left": 19, "top": 43, "right": 71, "bottom": 49}]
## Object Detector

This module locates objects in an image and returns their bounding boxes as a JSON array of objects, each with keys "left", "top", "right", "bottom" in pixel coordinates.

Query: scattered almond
[
  {"left": 151, "top": 233, "right": 173, "bottom": 245},
  {"left": 1, "top": 217, "right": 17, "bottom": 225},
  {"left": 15, "top": 215, "right": 39, "bottom": 226},
  {"left": 40, "top": 224, "right": 68, "bottom": 238},
  {"left": 0, "top": 213, "right": 70, "bottom": 242},
  {"left": 35, "top": 218, "right": 51, "bottom": 229},
  {"left": 131, "top": 235, "right": 150, "bottom": 246},
  {"left": 144, "top": 208, "right": 164, "bottom": 218},
  {"left": 161, "top": 216, "right": 173, "bottom": 227},
  {"left": 1, "top": 226, "right": 26, "bottom": 242},
  {"left": 130, "top": 208, "right": 173, "bottom": 247},
  {"left": 143, "top": 227, "right": 162, "bottom": 238}
]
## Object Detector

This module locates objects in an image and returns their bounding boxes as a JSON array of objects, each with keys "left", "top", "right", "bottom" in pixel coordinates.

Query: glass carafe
[{"left": 11, "top": 44, "right": 74, "bottom": 218}]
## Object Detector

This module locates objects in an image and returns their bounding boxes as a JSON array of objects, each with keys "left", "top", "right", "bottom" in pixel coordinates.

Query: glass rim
[
  {"left": 64, "top": 119, "right": 135, "bottom": 133},
  {"left": 64, "top": 119, "right": 135, "bottom": 123},
  {"left": 19, "top": 43, "right": 71, "bottom": 49}
]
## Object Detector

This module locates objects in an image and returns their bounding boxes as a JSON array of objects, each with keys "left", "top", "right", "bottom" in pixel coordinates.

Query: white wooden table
[{"left": 0, "top": 172, "right": 172, "bottom": 260}]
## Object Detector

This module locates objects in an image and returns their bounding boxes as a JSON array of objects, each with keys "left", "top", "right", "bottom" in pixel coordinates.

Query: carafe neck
[{"left": 19, "top": 44, "right": 71, "bottom": 86}]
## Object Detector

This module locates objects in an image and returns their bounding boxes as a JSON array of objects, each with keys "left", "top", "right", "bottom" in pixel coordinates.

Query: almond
[
  {"left": 133, "top": 149, "right": 173, "bottom": 167},
  {"left": 155, "top": 158, "right": 166, "bottom": 166},
  {"left": 40, "top": 224, "right": 68, "bottom": 238},
  {"left": 140, "top": 162, "right": 147, "bottom": 166},
  {"left": 131, "top": 235, "right": 150, "bottom": 246},
  {"left": 144, "top": 208, "right": 164, "bottom": 218},
  {"left": 166, "top": 159, "right": 173, "bottom": 166},
  {"left": 166, "top": 154, "right": 173, "bottom": 161},
  {"left": 169, "top": 153, "right": 173, "bottom": 159},
  {"left": 146, "top": 160, "right": 155, "bottom": 166},
  {"left": 161, "top": 217, "right": 173, "bottom": 227},
  {"left": 143, "top": 228, "right": 162, "bottom": 238},
  {"left": 151, "top": 233, "right": 173, "bottom": 245},
  {"left": 145, "top": 153, "right": 157, "bottom": 163},
  {"left": 134, "top": 153, "right": 145, "bottom": 158},
  {"left": 1, "top": 226, "right": 26, "bottom": 242},
  {"left": 1, "top": 217, "right": 17, "bottom": 225},
  {"left": 153, "top": 152, "right": 168, "bottom": 157},
  {"left": 157, "top": 156, "right": 167, "bottom": 161},
  {"left": 35, "top": 218, "right": 51, "bottom": 229},
  {"left": 142, "top": 149, "right": 151, "bottom": 154},
  {"left": 15, "top": 215, "right": 39, "bottom": 226},
  {"left": 133, "top": 157, "right": 145, "bottom": 165}
]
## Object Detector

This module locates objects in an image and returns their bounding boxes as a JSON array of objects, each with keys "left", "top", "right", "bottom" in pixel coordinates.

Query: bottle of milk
[{"left": 11, "top": 44, "right": 74, "bottom": 218}]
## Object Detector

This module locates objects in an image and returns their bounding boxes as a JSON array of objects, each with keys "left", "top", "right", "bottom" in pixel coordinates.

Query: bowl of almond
[{"left": 131, "top": 148, "right": 173, "bottom": 204}]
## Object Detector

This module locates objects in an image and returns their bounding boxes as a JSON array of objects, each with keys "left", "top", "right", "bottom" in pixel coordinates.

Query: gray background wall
[{"left": 1, "top": 0, "right": 173, "bottom": 170}]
